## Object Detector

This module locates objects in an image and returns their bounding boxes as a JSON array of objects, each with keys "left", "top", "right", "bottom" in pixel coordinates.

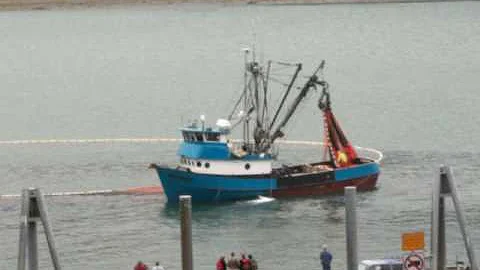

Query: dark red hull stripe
[{"left": 271, "top": 173, "right": 379, "bottom": 197}]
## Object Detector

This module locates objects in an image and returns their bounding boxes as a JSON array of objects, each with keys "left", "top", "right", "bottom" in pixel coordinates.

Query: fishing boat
[{"left": 150, "top": 50, "right": 380, "bottom": 203}]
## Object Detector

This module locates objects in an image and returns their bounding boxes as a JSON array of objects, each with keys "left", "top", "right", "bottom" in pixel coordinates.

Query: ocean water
[{"left": 1, "top": 1, "right": 480, "bottom": 270}]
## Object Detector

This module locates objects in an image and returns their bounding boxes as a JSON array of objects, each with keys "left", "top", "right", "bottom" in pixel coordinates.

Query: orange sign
[{"left": 402, "top": 231, "right": 425, "bottom": 251}]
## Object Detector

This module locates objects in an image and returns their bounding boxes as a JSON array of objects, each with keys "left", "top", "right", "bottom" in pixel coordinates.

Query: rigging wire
[
  {"left": 271, "top": 61, "right": 301, "bottom": 67},
  {"left": 228, "top": 91, "right": 246, "bottom": 120}
]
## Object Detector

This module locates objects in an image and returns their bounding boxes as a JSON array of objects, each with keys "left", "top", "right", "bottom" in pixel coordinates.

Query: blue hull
[
  {"left": 153, "top": 161, "right": 380, "bottom": 203},
  {"left": 156, "top": 167, "right": 276, "bottom": 203}
]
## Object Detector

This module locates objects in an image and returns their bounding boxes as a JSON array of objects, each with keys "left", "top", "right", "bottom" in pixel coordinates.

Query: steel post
[
  {"left": 180, "top": 195, "right": 193, "bottom": 270},
  {"left": 27, "top": 221, "right": 38, "bottom": 270},
  {"left": 34, "top": 189, "right": 62, "bottom": 270},
  {"left": 431, "top": 167, "right": 441, "bottom": 270},
  {"left": 443, "top": 166, "right": 479, "bottom": 270},
  {"left": 17, "top": 189, "right": 29, "bottom": 270},
  {"left": 438, "top": 196, "right": 446, "bottom": 270},
  {"left": 345, "top": 186, "right": 358, "bottom": 270}
]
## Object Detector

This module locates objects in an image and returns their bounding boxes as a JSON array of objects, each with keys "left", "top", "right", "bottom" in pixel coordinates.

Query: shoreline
[{"left": 0, "top": 0, "right": 471, "bottom": 11}]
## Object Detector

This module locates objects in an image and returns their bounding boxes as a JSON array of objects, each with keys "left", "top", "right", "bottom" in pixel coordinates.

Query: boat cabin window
[
  {"left": 183, "top": 131, "right": 204, "bottom": 142},
  {"left": 183, "top": 131, "right": 220, "bottom": 142},
  {"left": 194, "top": 132, "right": 204, "bottom": 142},
  {"left": 182, "top": 132, "right": 195, "bottom": 142},
  {"left": 205, "top": 133, "right": 220, "bottom": 142}
]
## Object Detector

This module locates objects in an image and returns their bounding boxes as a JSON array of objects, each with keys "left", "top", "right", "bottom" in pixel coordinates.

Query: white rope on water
[
  {"left": 0, "top": 137, "right": 384, "bottom": 162},
  {"left": 274, "top": 140, "right": 383, "bottom": 163},
  {"left": 353, "top": 145, "right": 384, "bottom": 164},
  {"left": 0, "top": 138, "right": 181, "bottom": 145},
  {"left": 0, "top": 189, "right": 116, "bottom": 199}
]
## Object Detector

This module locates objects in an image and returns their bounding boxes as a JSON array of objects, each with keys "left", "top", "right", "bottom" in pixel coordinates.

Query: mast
[
  {"left": 242, "top": 48, "right": 249, "bottom": 147},
  {"left": 228, "top": 52, "right": 327, "bottom": 155},
  {"left": 261, "top": 61, "right": 272, "bottom": 127},
  {"left": 253, "top": 62, "right": 261, "bottom": 135},
  {"left": 240, "top": 50, "right": 271, "bottom": 154},
  {"left": 256, "top": 61, "right": 271, "bottom": 153}
]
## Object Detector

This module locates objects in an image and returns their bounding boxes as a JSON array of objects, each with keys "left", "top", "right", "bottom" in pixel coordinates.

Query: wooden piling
[
  {"left": 345, "top": 186, "right": 358, "bottom": 270},
  {"left": 180, "top": 195, "right": 193, "bottom": 270}
]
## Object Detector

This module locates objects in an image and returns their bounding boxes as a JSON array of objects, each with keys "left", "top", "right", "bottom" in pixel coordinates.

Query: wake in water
[{"left": 244, "top": 195, "right": 276, "bottom": 204}]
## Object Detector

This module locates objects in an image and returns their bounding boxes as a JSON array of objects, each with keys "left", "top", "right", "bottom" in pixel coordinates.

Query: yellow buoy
[{"left": 337, "top": 151, "right": 348, "bottom": 165}]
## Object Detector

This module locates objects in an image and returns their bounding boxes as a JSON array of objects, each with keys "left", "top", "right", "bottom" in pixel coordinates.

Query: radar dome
[{"left": 216, "top": 119, "right": 232, "bottom": 131}]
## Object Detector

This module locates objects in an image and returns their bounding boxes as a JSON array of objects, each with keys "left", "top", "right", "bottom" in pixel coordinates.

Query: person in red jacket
[
  {"left": 134, "top": 261, "right": 148, "bottom": 270},
  {"left": 240, "top": 254, "right": 251, "bottom": 270},
  {"left": 216, "top": 256, "right": 227, "bottom": 270}
]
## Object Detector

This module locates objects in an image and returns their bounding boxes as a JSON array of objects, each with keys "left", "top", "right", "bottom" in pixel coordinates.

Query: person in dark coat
[
  {"left": 320, "top": 245, "right": 332, "bottom": 270},
  {"left": 248, "top": 254, "right": 258, "bottom": 270}
]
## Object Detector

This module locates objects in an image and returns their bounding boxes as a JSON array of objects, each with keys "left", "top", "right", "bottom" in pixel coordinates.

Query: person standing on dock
[
  {"left": 227, "top": 252, "right": 240, "bottom": 269},
  {"left": 152, "top": 261, "right": 165, "bottom": 270},
  {"left": 240, "top": 254, "right": 251, "bottom": 270},
  {"left": 320, "top": 245, "right": 332, "bottom": 270},
  {"left": 134, "top": 261, "right": 148, "bottom": 270},
  {"left": 217, "top": 256, "right": 227, "bottom": 270},
  {"left": 248, "top": 254, "right": 258, "bottom": 270}
]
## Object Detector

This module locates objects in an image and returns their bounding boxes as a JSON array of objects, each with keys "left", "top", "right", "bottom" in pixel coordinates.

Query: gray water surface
[{"left": 1, "top": 2, "right": 480, "bottom": 270}]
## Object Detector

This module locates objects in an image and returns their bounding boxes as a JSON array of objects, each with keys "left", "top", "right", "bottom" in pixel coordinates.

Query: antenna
[
  {"left": 250, "top": 18, "right": 257, "bottom": 61},
  {"left": 200, "top": 115, "right": 205, "bottom": 131}
]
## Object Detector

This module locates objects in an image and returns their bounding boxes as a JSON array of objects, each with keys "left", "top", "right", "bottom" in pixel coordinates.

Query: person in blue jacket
[{"left": 320, "top": 244, "right": 333, "bottom": 270}]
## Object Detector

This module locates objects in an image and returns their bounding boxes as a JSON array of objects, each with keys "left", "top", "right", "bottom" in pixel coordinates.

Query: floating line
[
  {"left": 0, "top": 137, "right": 383, "bottom": 161},
  {"left": 0, "top": 186, "right": 164, "bottom": 200},
  {"left": 0, "top": 138, "right": 182, "bottom": 145}
]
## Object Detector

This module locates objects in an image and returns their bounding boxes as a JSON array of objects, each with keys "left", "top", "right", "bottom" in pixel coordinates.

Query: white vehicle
[
  {"left": 359, "top": 259, "right": 403, "bottom": 270},
  {"left": 359, "top": 258, "right": 468, "bottom": 270}
]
